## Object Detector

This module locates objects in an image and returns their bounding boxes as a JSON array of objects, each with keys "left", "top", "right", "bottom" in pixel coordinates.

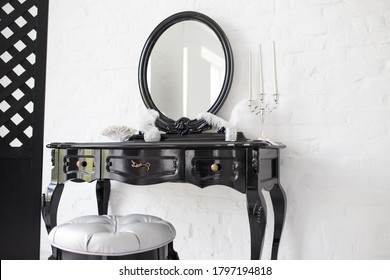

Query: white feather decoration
[
  {"left": 143, "top": 126, "right": 162, "bottom": 142},
  {"left": 197, "top": 112, "right": 237, "bottom": 141},
  {"left": 141, "top": 109, "right": 162, "bottom": 142}
]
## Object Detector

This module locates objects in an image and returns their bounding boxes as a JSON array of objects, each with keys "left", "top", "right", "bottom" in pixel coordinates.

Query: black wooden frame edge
[{"left": 31, "top": 0, "right": 49, "bottom": 259}]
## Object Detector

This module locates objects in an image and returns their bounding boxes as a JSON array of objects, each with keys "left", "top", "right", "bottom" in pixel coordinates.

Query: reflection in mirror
[{"left": 147, "top": 21, "right": 225, "bottom": 120}]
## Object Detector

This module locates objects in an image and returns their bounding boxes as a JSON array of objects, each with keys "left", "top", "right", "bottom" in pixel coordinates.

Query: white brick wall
[{"left": 41, "top": 0, "right": 390, "bottom": 259}]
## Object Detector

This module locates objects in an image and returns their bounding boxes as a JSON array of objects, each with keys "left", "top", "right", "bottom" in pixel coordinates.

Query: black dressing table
[
  {"left": 42, "top": 11, "right": 287, "bottom": 260},
  {"left": 42, "top": 133, "right": 286, "bottom": 259}
]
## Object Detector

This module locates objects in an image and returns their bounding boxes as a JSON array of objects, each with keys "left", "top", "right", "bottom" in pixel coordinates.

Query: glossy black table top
[{"left": 47, "top": 132, "right": 286, "bottom": 150}]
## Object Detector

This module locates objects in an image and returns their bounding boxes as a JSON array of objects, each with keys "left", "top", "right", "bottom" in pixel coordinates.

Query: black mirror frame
[{"left": 138, "top": 11, "right": 234, "bottom": 135}]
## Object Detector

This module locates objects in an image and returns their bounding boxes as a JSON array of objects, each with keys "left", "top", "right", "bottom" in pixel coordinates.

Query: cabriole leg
[
  {"left": 41, "top": 183, "right": 64, "bottom": 234},
  {"left": 246, "top": 188, "right": 267, "bottom": 259},
  {"left": 96, "top": 179, "right": 111, "bottom": 215},
  {"left": 41, "top": 182, "right": 64, "bottom": 260},
  {"left": 270, "top": 183, "right": 286, "bottom": 260}
]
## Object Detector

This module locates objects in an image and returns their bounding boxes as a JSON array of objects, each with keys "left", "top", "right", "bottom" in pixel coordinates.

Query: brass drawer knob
[
  {"left": 76, "top": 160, "right": 87, "bottom": 168},
  {"left": 211, "top": 163, "right": 220, "bottom": 172}
]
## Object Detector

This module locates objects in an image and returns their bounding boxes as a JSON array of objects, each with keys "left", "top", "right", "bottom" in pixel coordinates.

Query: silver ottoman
[{"left": 48, "top": 214, "right": 178, "bottom": 260}]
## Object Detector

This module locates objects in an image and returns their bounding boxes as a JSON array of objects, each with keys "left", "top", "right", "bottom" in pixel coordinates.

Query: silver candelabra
[
  {"left": 247, "top": 41, "right": 280, "bottom": 141},
  {"left": 248, "top": 92, "right": 279, "bottom": 141}
]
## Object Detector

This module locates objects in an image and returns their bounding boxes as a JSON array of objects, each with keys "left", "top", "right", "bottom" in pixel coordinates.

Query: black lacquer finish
[
  {"left": 42, "top": 136, "right": 286, "bottom": 260},
  {"left": 185, "top": 149, "right": 245, "bottom": 191},
  {"left": 96, "top": 179, "right": 111, "bottom": 216},
  {"left": 138, "top": 11, "right": 234, "bottom": 134},
  {"left": 103, "top": 149, "right": 184, "bottom": 185}
]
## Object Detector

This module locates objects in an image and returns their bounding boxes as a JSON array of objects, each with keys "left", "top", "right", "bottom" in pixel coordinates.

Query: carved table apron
[{"left": 42, "top": 138, "right": 286, "bottom": 260}]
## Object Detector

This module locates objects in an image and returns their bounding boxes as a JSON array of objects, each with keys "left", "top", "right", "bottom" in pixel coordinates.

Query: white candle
[
  {"left": 259, "top": 44, "right": 264, "bottom": 94},
  {"left": 272, "top": 41, "right": 278, "bottom": 94},
  {"left": 249, "top": 51, "right": 252, "bottom": 100}
]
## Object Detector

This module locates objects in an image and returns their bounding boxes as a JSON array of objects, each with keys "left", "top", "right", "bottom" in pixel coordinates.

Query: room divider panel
[{"left": 0, "top": 0, "right": 49, "bottom": 259}]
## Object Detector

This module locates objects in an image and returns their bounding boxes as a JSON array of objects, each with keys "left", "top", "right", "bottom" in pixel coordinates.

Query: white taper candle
[
  {"left": 272, "top": 41, "right": 278, "bottom": 94},
  {"left": 259, "top": 44, "right": 264, "bottom": 94}
]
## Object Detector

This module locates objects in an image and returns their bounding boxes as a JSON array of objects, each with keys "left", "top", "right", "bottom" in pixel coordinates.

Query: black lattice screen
[
  {"left": 0, "top": 0, "right": 48, "bottom": 259},
  {"left": 0, "top": 0, "right": 40, "bottom": 147}
]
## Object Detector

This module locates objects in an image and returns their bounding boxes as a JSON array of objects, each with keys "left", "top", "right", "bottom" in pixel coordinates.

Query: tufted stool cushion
[{"left": 48, "top": 214, "right": 176, "bottom": 257}]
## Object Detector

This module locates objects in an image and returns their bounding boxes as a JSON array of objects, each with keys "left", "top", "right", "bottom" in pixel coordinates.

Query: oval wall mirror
[{"left": 138, "top": 11, "right": 234, "bottom": 135}]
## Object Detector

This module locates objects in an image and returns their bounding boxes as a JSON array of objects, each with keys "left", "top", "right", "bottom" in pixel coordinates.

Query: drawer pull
[
  {"left": 76, "top": 160, "right": 87, "bottom": 168},
  {"left": 210, "top": 163, "right": 220, "bottom": 172},
  {"left": 131, "top": 160, "right": 151, "bottom": 171}
]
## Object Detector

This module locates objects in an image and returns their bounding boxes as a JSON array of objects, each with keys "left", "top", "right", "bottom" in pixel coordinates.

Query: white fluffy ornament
[
  {"left": 143, "top": 126, "right": 161, "bottom": 142},
  {"left": 140, "top": 109, "right": 162, "bottom": 142},
  {"left": 229, "top": 99, "right": 262, "bottom": 140}
]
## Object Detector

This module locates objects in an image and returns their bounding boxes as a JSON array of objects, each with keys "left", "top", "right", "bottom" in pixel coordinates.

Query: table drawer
[
  {"left": 58, "top": 149, "right": 99, "bottom": 183},
  {"left": 185, "top": 149, "right": 245, "bottom": 191},
  {"left": 102, "top": 149, "right": 183, "bottom": 184}
]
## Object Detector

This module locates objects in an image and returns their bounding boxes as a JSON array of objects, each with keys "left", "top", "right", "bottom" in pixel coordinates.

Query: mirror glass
[{"left": 147, "top": 21, "right": 226, "bottom": 120}]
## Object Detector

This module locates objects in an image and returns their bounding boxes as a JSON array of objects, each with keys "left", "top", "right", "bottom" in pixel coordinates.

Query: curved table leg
[
  {"left": 96, "top": 179, "right": 111, "bottom": 215},
  {"left": 269, "top": 183, "right": 286, "bottom": 260},
  {"left": 246, "top": 188, "right": 267, "bottom": 260},
  {"left": 41, "top": 182, "right": 64, "bottom": 260},
  {"left": 41, "top": 183, "right": 64, "bottom": 234}
]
